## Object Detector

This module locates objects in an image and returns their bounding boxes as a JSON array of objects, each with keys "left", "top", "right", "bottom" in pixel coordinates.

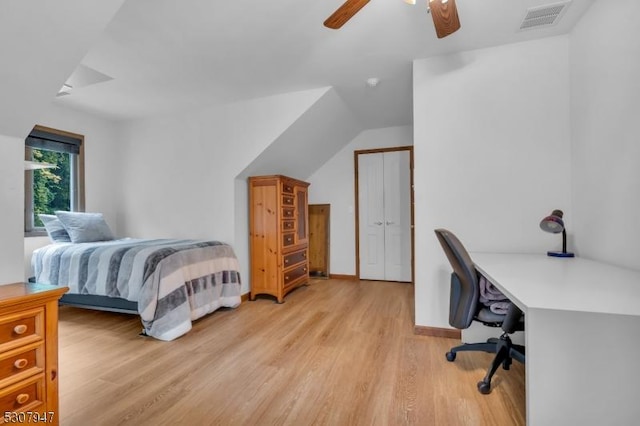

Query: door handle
[
  {"left": 374, "top": 221, "right": 383, "bottom": 225},
  {"left": 386, "top": 221, "right": 395, "bottom": 225}
]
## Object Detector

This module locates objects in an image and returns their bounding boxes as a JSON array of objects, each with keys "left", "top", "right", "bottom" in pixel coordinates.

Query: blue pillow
[
  {"left": 38, "top": 214, "right": 71, "bottom": 243},
  {"left": 55, "top": 211, "right": 114, "bottom": 243}
]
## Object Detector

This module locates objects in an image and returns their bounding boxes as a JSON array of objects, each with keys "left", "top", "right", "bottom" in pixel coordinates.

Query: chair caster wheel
[
  {"left": 477, "top": 381, "right": 491, "bottom": 394},
  {"left": 446, "top": 351, "right": 456, "bottom": 362}
]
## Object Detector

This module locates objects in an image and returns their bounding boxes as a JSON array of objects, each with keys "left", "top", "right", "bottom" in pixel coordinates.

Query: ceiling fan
[{"left": 324, "top": 0, "right": 461, "bottom": 39}]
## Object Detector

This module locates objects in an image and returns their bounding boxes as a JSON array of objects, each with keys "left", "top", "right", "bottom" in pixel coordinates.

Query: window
[{"left": 24, "top": 125, "right": 85, "bottom": 236}]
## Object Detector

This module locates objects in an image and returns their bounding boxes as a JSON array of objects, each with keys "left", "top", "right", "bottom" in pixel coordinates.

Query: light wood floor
[{"left": 58, "top": 279, "right": 525, "bottom": 426}]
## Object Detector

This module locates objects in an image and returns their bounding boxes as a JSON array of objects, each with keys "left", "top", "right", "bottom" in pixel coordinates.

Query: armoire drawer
[
  {"left": 282, "top": 195, "right": 294, "bottom": 206},
  {"left": 282, "top": 208, "right": 294, "bottom": 219},
  {"left": 282, "top": 233, "right": 295, "bottom": 247},
  {"left": 283, "top": 264, "right": 308, "bottom": 287},
  {"left": 282, "top": 182, "right": 294, "bottom": 194},
  {"left": 283, "top": 250, "right": 307, "bottom": 268},
  {"left": 282, "top": 220, "right": 295, "bottom": 231}
]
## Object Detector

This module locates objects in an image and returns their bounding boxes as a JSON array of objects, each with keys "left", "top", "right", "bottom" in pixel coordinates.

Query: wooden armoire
[{"left": 248, "top": 175, "right": 310, "bottom": 303}]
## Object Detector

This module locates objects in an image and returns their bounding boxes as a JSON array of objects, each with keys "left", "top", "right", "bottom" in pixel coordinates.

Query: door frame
[{"left": 354, "top": 146, "right": 415, "bottom": 283}]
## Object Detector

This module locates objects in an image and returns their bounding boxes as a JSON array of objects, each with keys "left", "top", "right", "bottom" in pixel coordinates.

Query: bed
[{"left": 32, "top": 238, "right": 242, "bottom": 341}]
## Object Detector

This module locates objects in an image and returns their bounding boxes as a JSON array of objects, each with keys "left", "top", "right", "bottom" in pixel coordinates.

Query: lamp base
[{"left": 547, "top": 251, "right": 575, "bottom": 258}]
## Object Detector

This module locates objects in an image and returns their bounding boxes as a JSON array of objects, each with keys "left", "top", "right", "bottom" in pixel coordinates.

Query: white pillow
[
  {"left": 55, "top": 211, "right": 114, "bottom": 243},
  {"left": 38, "top": 214, "right": 72, "bottom": 243}
]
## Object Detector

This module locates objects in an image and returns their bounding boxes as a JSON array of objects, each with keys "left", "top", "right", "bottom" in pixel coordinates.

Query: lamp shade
[
  {"left": 539, "top": 209, "right": 565, "bottom": 234},
  {"left": 539, "top": 209, "right": 574, "bottom": 258}
]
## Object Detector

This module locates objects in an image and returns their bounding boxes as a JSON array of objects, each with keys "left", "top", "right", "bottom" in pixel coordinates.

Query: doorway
[
  {"left": 309, "top": 204, "right": 330, "bottom": 278},
  {"left": 355, "top": 146, "right": 414, "bottom": 282}
]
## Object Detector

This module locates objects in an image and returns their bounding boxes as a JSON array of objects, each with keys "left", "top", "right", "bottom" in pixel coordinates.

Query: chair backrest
[{"left": 434, "top": 229, "right": 479, "bottom": 329}]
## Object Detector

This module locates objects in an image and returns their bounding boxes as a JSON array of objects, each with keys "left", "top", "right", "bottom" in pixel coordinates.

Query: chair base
[
  {"left": 446, "top": 334, "right": 525, "bottom": 394},
  {"left": 445, "top": 338, "right": 500, "bottom": 362}
]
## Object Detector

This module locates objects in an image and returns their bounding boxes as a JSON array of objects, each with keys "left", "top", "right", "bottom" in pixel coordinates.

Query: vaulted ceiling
[
  {"left": 0, "top": 0, "right": 125, "bottom": 138},
  {"left": 52, "top": 0, "right": 595, "bottom": 128}
]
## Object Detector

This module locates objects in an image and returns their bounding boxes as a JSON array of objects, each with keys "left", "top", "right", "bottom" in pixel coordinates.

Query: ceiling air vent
[{"left": 519, "top": 1, "right": 571, "bottom": 31}]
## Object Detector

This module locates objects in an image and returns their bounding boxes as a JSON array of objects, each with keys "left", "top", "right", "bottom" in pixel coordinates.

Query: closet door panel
[
  {"left": 382, "top": 151, "right": 412, "bottom": 282},
  {"left": 358, "top": 153, "right": 385, "bottom": 280}
]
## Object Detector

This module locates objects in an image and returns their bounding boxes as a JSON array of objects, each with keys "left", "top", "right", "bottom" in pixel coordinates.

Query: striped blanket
[{"left": 32, "top": 239, "right": 242, "bottom": 341}]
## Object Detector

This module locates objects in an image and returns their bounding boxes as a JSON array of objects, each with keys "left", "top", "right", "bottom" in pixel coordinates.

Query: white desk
[{"left": 472, "top": 253, "right": 640, "bottom": 426}]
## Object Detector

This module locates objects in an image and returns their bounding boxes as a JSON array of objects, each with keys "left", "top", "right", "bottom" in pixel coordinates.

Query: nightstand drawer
[
  {"left": 0, "top": 309, "right": 44, "bottom": 352},
  {"left": 0, "top": 343, "right": 44, "bottom": 389},
  {"left": 0, "top": 373, "right": 45, "bottom": 414}
]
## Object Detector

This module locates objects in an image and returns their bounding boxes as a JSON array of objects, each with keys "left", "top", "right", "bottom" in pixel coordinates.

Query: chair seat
[{"left": 476, "top": 307, "right": 505, "bottom": 324}]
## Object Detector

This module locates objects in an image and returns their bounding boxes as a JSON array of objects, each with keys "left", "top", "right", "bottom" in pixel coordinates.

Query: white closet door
[
  {"left": 358, "top": 153, "right": 385, "bottom": 280},
  {"left": 383, "top": 150, "right": 411, "bottom": 282},
  {"left": 358, "top": 150, "right": 412, "bottom": 282}
]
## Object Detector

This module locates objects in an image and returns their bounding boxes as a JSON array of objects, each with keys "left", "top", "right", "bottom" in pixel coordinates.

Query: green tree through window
[
  {"left": 25, "top": 126, "right": 84, "bottom": 235},
  {"left": 31, "top": 149, "right": 71, "bottom": 227}
]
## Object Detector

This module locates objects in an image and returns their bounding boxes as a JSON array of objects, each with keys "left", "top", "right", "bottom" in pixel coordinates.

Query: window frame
[{"left": 24, "top": 125, "right": 85, "bottom": 237}]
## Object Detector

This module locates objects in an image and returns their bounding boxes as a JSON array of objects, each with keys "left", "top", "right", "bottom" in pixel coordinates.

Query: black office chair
[{"left": 434, "top": 228, "right": 525, "bottom": 394}]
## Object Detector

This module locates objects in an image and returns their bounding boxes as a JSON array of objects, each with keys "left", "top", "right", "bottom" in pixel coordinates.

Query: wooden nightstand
[{"left": 0, "top": 283, "right": 67, "bottom": 425}]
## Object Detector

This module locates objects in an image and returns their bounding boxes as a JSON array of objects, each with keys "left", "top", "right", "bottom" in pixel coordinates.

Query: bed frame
[
  {"left": 30, "top": 276, "right": 138, "bottom": 314},
  {"left": 59, "top": 294, "right": 138, "bottom": 314}
]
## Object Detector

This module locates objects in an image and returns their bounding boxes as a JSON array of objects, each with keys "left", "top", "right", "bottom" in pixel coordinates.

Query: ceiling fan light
[{"left": 366, "top": 77, "right": 380, "bottom": 87}]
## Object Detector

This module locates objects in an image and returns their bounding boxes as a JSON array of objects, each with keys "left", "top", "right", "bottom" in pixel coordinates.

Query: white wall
[
  {"left": 307, "top": 126, "right": 413, "bottom": 275},
  {"left": 238, "top": 88, "right": 363, "bottom": 179},
  {"left": 413, "top": 37, "right": 572, "bottom": 329},
  {"left": 570, "top": 0, "right": 640, "bottom": 270},
  {"left": 117, "top": 88, "right": 331, "bottom": 295},
  {"left": 0, "top": 135, "right": 26, "bottom": 283},
  {"left": 0, "top": 0, "right": 125, "bottom": 286},
  {"left": 23, "top": 103, "right": 124, "bottom": 278},
  {"left": 117, "top": 88, "right": 328, "bottom": 239}
]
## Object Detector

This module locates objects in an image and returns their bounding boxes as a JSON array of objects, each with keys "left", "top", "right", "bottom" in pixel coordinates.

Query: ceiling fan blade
[
  {"left": 324, "top": 0, "right": 370, "bottom": 29},
  {"left": 429, "top": 0, "right": 461, "bottom": 38}
]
